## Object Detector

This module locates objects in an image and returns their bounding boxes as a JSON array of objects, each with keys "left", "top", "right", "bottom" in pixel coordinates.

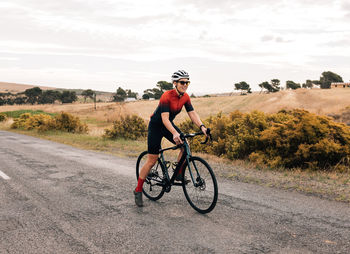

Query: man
[{"left": 134, "top": 70, "right": 207, "bottom": 207}]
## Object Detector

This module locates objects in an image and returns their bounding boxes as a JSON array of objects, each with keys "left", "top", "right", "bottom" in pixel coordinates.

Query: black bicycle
[{"left": 136, "top": 129, "right": 218, "bottom": 214}]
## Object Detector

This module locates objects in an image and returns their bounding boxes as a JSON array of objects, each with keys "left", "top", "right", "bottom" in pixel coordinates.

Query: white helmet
[{"left": 171, "top": 70, "right": 189, "bottom": 81}]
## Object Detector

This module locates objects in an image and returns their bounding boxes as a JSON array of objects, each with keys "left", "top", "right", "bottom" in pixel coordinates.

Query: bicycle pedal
[{"left": 165, "top": 186, "right": 171, "bottom": 193}]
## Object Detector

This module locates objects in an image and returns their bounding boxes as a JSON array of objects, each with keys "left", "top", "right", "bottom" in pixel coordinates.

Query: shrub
[
  {"left": 11, "top": 112, "right": 88, "bottom": 133},
  {"left": 257, "top": 109, "right": 350, "bottom": 169},
  {"left": 53, "top": 112, "right": 88, "bottom": 133},
  {"left": 104, "top": 115, "right": 147, "bottom": 140},
  {"left": 180, "top": 109, "right": 350, "bottom": 170},
  {"left": 0, "top": 113, "right": 6, "bottom": 122},
  {"left": 11, "top": 113, "right": 32, "bottom": 129},
  {"left": 23, "top": 114, "right": 54, "bottom": 131}
]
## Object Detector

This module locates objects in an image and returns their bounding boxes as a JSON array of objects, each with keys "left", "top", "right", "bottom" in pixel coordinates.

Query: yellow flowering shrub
[
  {"left": 0, "top": 113, "right": 7, "bottom": 122},
  {"left": 104, "top": 115, "right": 147, "bottom": 140},
  {"left": 11, "top": 112, "right": 88, "bottom": 133},
  {"left": 53, "top": 112, "right": 88, "bottom": 133},
  {"left": 179, "top": 109, "right": 350, "bottom": 170}
]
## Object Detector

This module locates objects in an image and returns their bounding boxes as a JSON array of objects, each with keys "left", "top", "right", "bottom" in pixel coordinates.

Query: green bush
[
  {"left": 0, "top": 113, "right": 6, "bottom": 122},
  {"left": 179, "top": 109, "right": 350, "bottom": 170},
  {"left": 104, "top": 115, "right": 147, "bottom": 140}
]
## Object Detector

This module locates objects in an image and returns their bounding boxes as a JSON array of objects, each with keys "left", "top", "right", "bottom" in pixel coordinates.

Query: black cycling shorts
[{"left": 147, "top": 121, "right": 182, "bottom": 154}]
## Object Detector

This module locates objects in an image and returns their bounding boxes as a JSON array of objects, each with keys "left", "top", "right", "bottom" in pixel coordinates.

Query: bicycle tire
[
  {"left": 136, "top": 151, "right": 165, "bottom": 201},
  {"left": 182, "top": 156, "right": 218, "bottom": 214}
]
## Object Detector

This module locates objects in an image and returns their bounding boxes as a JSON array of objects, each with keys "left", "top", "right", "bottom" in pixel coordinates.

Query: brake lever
[{"left": 200, "top": 128, "right": 211, "bottom": 144}]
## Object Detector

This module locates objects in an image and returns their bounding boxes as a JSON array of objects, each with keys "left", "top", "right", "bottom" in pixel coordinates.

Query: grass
[
  {"left": 1, "top": 125, "right": 146, "bottom": 158},
  {"left": 1, "top": 89, "right": 350, "bottom": 203},
  {"left": 1, "top": 109, "right": 56, "bottom": 118},
  {"left": 2, "top": 120, "right": 349, "bottom": 203}
]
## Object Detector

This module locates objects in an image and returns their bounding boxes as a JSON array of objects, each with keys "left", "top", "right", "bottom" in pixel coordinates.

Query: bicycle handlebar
[
  {"left": 165, "top": 128, "right": 212, "bottom": 152},
  {"left": 180, "top": 128, "right": 212, "bottom": 144}
]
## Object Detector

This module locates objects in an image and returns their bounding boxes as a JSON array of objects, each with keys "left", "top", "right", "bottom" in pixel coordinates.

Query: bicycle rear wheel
[
  {"left": 136, "top": 151, "right": 165, "bottom": 201},
  {"left": 182, "top": 156, "right": 218, "bottom": 214}
]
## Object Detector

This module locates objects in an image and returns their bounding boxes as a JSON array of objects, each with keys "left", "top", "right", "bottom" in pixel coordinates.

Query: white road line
[{"left": 0, "top": 170, "right": 10, "bottom": 180}]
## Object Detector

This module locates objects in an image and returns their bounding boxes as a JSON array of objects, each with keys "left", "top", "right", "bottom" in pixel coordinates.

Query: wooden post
[{"left": 94, "top": 93, "right": 96, "bottom": 110}]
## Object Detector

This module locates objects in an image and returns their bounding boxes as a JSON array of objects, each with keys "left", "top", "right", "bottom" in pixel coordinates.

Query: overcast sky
[{"left": 0, "top": 0, "right": 349, "bottom": 95}]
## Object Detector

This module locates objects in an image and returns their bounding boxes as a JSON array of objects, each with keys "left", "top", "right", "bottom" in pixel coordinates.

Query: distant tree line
[
  {"left": 0, "top": 87, "right": 78, "bottom": 105},
  {"left": 111, "top": 81, "right": 173, "bottom": 102},
  {"left": 233, "top": 71, "right": 344, "bottom": 95},
  {"left": 6, "top": 70, "right": 341, "bottom": 106}
]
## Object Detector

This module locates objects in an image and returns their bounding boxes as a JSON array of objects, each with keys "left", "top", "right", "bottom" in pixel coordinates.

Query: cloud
[
  {"left": 261, "top": 35, "right": 291, "bottom": 43},
  {"left": 0, "top": 0, "right": 349, "bottom": 93},
  {"left": 323, "top": 39, "right": 350, "bottom": 47},
  {"left": 342, "top": 1, "right": 350, "bottom": 10},
  {"left": 261, "top": 35, "right": 274, "bottom": 42},
  {"left": 308, "top": 55, "right": 350, "bottom": 70}
]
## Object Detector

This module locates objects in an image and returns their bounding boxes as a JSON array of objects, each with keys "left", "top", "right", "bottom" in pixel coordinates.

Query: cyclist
[{"left": 134, "top": 70, "right": 208, "bottom": 207}]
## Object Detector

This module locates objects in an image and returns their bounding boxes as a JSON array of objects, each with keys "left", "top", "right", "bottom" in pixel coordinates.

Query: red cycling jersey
[{"left": 150, "top": 89, "right": 194, "bottom": 124}]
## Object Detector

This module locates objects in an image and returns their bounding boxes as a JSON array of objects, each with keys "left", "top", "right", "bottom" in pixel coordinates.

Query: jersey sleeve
[
  {"left": 184, "top": 94, "right": 194, "bottom": 112},
  {"left": 159, "top": 92, "right": 170, "bottom": 113}
]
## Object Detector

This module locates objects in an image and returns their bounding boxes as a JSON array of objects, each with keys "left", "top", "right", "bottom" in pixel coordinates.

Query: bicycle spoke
[
  {"left": 182, "top": 156, "right": 218, "bottom": 214},
  {"left": 136, "top": 151, "right": 165, "bottom": 201}
]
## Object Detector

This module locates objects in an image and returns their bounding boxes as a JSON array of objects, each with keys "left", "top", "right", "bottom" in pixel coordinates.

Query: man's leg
[
  {"left": 176, "top": 147, "right": 190, "bottom": 182},
  {"left": 134, "top": 154, "right": 158, "bottom": 207}
]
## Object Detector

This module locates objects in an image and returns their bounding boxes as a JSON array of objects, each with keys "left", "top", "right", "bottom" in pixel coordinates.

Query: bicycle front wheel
[
  {"left": 182, "top": 156, "right": 218, "bottom": 214},
  {"left": 136, "top": 151, "right": 165, "bottom": 201}
]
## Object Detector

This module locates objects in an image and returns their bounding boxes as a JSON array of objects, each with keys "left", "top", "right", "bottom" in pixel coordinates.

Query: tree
[
  {"left": 259, "top": 81, "right": 273, "bottom": 93},
  {"left": 39, "top": 90, "right": 61, "bottom": 104},
  {"left": 234, "top": 82, "right": 242, "bottom": 91},
  {"left": 125, "top": 89, "right": 138, "bottom": 99},
  {"left": 142, "top": 93, "right": 150, "bottom": 100},
  {"left": 60, "top": 91, "right": 77, "bottom": 103},
  {"left": 271, "top": 79, "right": 281, "bottom": 92},
  {"left": 143, "top": 88, "right": 162, "bottom": 99},
  {"left": 24, "top": 87, "right": 42, "bottom": 104},
  {"left": 156, "top": 81, "right": 173, "bottom": 92},
  {"left": 82, "top": 89, "right": 95, "bottom": 102},
  {"left": 14, "top": 96, "right": 27, "bottom": 105},
  {"left": 286, "top": 80, "right": 301, "bottom": 90},
  {"left": 258, "top": 80, "right": 279, "bottom": 93},
  {"left": 152, "top": 88, "right": 163, "bottom": 99},
  {"left": 319, "top": 71, "right": 343, "bottom": 89},
  {"left": 302, "top": 79, "right": 313, "bottom": 88},
  {"left": 234, "top": 81, "right": 251, "bottom": 95},
  {"left": 113, "top": 87, "right": 127, "bottom": 102},
  {"left": 143, "top": 89, "right": 154, "bottom": 99}
]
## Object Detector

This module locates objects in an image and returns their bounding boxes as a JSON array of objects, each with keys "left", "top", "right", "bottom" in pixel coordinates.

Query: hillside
[
  {"left": 1, "top": 88, "right": 350, "bottom": 127},
  {"left": 0, "top": 81, "right": 57, "bottom": 93},
  {"left": 123, "top": 88, "right": 350, "bottom": 124},
  {"left": 0, "top": 81, "right": 114, "bottom": 101}
]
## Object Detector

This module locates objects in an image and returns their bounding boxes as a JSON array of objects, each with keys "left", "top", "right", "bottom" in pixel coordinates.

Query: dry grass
[
  {"left": 1, "top": 113, "right": 350, "bottom": 203},
  {"left": 3, "top": 88, "right": 350, "bottom": 203},
  {"left": 0, "top": 81, "right": 56, "bottom": 93},
  {"left": 1, "top": 88, "right": 350, "bottom": 136}
]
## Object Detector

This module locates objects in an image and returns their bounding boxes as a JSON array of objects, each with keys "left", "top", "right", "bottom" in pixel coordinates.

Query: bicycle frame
[{"left": 158, "top": 138, "right": 200, "bottom": 188}]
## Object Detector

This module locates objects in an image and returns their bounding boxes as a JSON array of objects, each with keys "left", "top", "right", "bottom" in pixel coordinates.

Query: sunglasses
[{"left": 177, "top": 80, "right": 190, "bottom": 86}]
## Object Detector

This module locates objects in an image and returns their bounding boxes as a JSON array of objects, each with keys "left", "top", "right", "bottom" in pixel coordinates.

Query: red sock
[{"left": 135, "top": 177, "right": 145, "bottom": 192}]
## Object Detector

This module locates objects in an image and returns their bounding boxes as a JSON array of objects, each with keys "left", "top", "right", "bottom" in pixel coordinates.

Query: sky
[{"left": 0, "top": 0, "right": 350, "bottom": 95}]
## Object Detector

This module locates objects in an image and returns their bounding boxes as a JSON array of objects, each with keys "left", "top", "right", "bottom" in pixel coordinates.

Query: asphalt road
[{"left": 1, "top": 130, "right": 350, "bottom": 254}]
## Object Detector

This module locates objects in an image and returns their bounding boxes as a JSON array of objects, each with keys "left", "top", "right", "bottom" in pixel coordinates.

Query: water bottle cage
[{"left": 172, "top": 162, "right": 178, "bottom": 170}]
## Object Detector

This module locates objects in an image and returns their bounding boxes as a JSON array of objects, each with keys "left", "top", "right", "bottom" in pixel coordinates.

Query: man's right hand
[{"left": 173, "top": 132, "right": 183, "bottom": 145}]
